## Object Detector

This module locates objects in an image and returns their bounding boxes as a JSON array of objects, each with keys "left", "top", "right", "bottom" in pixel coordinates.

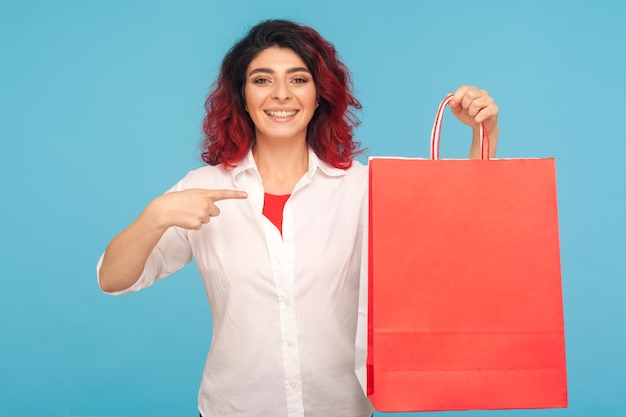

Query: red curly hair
[{"left": 201, "top": 20, "right": 362, "bottom": 169}]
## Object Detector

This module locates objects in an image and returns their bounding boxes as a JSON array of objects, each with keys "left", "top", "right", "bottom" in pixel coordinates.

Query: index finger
[{"left": 207, "top": 189, "right": 248, "bottom": 202}]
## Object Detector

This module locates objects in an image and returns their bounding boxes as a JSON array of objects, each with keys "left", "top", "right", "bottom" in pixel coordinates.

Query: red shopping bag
[{"left": 367, "top": 95, "right": 568, "bottom": 411}]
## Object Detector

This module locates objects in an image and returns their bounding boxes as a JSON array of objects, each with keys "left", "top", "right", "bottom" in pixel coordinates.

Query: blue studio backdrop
[{"left": 1, "top": 1, "right": 624, "bottom": 416}]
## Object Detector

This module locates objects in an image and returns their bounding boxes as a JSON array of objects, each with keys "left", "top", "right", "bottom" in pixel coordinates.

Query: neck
[{"left": 252, "top": 140, "right": 309, "bottom": 195}]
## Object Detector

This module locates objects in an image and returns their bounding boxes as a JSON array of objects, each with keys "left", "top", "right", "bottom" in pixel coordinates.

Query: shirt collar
[
  {"left": 230, "top": 148, "right": 348, "bottom": 180},
  {"left": 230, "top": 149, "right": 259, "bottom": 179},
  {"left": 307, "top": 148, "right": 348, "bottom": 178}
]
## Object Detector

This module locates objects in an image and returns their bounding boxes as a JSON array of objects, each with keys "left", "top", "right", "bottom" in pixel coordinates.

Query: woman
[{"left": 97, "top": 19, "right": 499, "bottom": 417}]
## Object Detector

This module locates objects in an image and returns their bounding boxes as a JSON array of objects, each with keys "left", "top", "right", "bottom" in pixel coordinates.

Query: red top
[{"left": 263, "top": 193, "right": 290, "bottom": 235}]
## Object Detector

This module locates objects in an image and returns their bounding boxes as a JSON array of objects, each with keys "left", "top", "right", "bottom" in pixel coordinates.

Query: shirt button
[
  {"left": 286, "top": 340, "right": 294, "bottom": 347},
  {"left": 290, "top": 382, "right": 298, "bottom": 390},
  {"left": 283, "top": 299, "right": 292, "bottom": 306}
]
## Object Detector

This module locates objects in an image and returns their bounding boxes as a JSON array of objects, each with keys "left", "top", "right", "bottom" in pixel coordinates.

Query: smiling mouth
[{"left": 265, "top": 110, "right": 298, "bottom": 119}]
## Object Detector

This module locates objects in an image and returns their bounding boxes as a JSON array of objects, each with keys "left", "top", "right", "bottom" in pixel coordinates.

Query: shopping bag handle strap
[{"left": 430, "top": 94, "right": 490, "bottom": 160}]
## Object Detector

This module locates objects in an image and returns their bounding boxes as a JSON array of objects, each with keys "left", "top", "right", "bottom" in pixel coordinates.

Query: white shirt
[{"left": 97, "top": 149, "right": 373, "bottom": 417}]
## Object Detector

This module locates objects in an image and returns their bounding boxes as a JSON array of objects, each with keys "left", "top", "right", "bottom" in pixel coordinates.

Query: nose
[{"left": 272, "top": 79, "right": 291, "bottom": 101}]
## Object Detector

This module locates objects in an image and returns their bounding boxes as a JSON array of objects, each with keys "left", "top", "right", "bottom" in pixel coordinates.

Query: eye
[
  {"left": 252, "top": 77, "right": 270, "bottom": 85},
  {"left": 292, "top": 77, "right": 309, "bottom": 84}
]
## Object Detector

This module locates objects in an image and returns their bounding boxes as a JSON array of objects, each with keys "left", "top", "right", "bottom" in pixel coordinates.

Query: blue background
[{"left": 1, "top": 0, "right": 624, "bottom": 416}]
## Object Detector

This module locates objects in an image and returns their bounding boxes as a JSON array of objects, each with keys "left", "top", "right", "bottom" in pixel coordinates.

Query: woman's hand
[
  {"left": 145, "top": 189, "right": 248, "bottom": 231},
  {"left": 449, "top": 85, "right": 499, "bottom": 159}
]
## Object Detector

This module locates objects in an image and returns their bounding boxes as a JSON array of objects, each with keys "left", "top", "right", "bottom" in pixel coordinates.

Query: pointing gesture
[{"left": 147, "top": 189, "right": 248, "bottom": 231}]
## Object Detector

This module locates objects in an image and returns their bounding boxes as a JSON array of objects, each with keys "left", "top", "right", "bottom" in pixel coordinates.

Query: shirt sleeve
[
  {"left": 96, "top": 182, "right": 193, "bottom": 295},
  {"left": 354, "top": 169, "right": 369, "bottom": 395}
]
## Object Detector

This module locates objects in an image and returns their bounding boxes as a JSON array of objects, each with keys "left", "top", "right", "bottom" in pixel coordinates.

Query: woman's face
[{"left": 244, "top": 47, "right": 317, "bottom": 144}]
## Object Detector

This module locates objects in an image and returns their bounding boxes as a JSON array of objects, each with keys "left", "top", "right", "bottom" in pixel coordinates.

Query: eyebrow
[{"left": 248, "top": 67, "right": 311, "bottom": 77}]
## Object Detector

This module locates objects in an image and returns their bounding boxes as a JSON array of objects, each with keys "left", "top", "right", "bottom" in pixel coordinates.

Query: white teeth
[{"left": 266, "top": 110, "right": 297, "bottom": 118}]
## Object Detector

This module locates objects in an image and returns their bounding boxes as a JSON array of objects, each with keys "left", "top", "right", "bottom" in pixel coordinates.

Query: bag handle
[{"left": 430, "top": 94, "right": 490, "bottom": 160}]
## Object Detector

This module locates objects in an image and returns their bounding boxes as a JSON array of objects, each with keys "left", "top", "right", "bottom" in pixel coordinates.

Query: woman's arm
[{"left": 98, "top": 188, "right": 247, "bottom": 293}]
